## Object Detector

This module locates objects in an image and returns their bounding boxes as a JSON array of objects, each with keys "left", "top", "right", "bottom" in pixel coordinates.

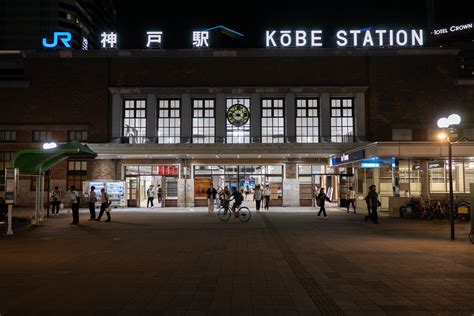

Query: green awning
[{"left": 11, "top": 141, "right": 97, "bottom": 175}]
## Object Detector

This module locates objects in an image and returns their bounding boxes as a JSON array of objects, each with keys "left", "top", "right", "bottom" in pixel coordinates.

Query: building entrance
[
  {"left": 124, "top": 165, "right": 179, "bottom": 207},
  {"left": 193, "top": 165, "right": 284, "bottom": 207},
  {"left": 298, "top": 165, "right": 347, "bottom": 206}
]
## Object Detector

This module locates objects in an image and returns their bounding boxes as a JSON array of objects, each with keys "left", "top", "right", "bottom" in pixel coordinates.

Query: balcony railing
[{"left": 111, "top": 135, "right": 367, "bottom": 144}]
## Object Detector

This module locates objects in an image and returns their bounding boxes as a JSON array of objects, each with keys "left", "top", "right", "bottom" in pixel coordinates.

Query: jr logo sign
[{"left": 42, "top": 32, "right": 72, "bottom": 48}]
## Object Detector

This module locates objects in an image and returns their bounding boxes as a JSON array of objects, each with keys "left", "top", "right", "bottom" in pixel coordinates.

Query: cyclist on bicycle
[
  {"left": 220, "top": 187, "right": 231, "bottom": 208},
  {"left": 231, "top": 187, "right": 244, "bottom": 214}
]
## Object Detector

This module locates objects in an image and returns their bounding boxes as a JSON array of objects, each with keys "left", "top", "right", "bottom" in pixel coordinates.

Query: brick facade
[{"left": 88, "top": 159, "right": 117, "bottom": 180}]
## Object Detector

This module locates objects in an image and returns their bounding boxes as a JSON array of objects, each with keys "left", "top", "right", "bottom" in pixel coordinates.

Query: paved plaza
[{"left": 0, "top": 206, "right": 473, "bottom": 316}]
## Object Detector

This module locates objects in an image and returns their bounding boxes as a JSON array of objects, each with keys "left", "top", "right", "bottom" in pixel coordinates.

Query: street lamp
[{"left": 437, "top": 114, "right": 462, "bottom": 240}]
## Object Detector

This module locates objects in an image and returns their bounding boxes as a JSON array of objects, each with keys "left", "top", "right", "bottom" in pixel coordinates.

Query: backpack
[
  {"left": 235, "top": 191, "right": 244, "bottom": 203},
  {"left": 52, "top": 190, "right": 59, "bottom": 201},
  {"left": 315, "top": 196, "right": 322, "bottom": 206}
]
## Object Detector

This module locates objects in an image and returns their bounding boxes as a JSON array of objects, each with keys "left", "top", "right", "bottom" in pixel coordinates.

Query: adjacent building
[{"left": 0, "top": 0, "right": 116, "bottom": 50}]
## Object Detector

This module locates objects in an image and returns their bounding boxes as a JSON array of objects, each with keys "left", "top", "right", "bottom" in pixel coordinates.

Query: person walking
[
  {"left": 157, "top": 184, "right": 163, "bottom": 205},
  {"left": 96, "top": 188, "right": 111, "bottom": 222},
  {"left": 364, "top": 193, "right": 372, "bottom": 222},
  {"left": 346, "top": 186, "right": 357, "bottom": 214},
  {"left": 50, "top": 186, "right": 62, "bottom": 216},
  {"left": 206, "top": 185, "right": 217, "bottom": 214},
  {"left": 253, "top": 185, "right": 262, "bottom": 211},
  {"left": 88, "top": 186, "right": 97, "bottom": 221},
  {"left": 147, "top": 185, "right": 155, "bottom": 208},
  {"left": 367, "top": 184, "right": 381, "bottom": 224},
  {"left": 316, "top": 188, "right": 331, "bottom": 219},
  {"left": 69, "top": 185, "right": 80, "bottom": 225},
  {"left": 263, "top": 184, "right": 271, "bottom": 210}
]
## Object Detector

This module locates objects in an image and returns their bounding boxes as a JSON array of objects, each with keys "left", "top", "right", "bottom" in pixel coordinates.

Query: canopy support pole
[{"left": 40, "top": 173, "right": 45, "bottom": 222}]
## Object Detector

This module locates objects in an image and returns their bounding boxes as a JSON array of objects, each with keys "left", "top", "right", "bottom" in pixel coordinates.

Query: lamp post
[{"left": 437, "top": 114, "right": 461, "bottom": 241}]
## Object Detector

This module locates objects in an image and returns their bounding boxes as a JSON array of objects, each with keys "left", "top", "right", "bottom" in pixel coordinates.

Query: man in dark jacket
[
  {"left": 367, "top": 184, "right": 380, "bottom": 224},
  {"left": 231, "top": 187, "right": 244, "bottom": 214},
  {"left": 316, "top": 188, "right": 331, "bottom": 219}
]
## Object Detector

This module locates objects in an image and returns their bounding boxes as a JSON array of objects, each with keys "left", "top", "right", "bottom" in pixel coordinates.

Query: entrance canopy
[{"left": 11, "top": 141, "right": 97, "bottom": 175}]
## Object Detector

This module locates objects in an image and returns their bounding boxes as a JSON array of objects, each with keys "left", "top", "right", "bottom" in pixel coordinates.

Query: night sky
[{"left": 113, "top": 1, "right": 472, "bottom": 49}]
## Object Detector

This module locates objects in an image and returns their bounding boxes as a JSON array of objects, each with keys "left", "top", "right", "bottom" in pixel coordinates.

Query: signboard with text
[
  {"left": 41, "top": 26, "right": 426, "bottom": 50},
  {"left": 331, "top": 150, "right": 365, "bottom": 166}
]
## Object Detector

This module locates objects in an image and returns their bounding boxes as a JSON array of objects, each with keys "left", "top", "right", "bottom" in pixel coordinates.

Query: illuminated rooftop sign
[
  {"left": 265, "top": 29, "right": 424, "bottom": 48},
  {"left": 41, "top": 27, "right": 425, "bottom": 49},
  {"left": 42, "top": 32, "right": 72, "bottom": 48},
  {"left": 431, "top": 22, "right": 473, "bottom": 36}
]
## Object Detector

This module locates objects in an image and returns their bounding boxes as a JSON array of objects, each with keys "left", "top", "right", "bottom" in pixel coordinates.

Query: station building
[{"left": 0, "top": 48, "right": 473, "bottom": 210}]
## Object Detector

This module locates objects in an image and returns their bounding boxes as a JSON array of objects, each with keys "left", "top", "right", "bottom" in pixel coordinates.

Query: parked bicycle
[{"left": 217, "top": 203, "right": 251, "bottom": 222}]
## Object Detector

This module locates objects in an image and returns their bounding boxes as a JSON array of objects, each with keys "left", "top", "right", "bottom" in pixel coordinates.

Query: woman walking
[{"left": 316, "top": 188, "right": 331, "bottom": 219}]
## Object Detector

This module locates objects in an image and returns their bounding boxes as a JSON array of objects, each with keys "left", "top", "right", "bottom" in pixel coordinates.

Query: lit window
[
  {"left": 123, "top": 99, "right": 146, "bottom": 144},
  {"left": 262, "top": 99, "right": 285, "bottom": 143},
  {"left": 296, "top": 99, "right": 319, "bottom": 143},
  {"left": 226, "top": 98, "right": 250, "bottom": 144},
  {"left": 157, "top": 99, "right": 181, "bottom": 144},
  {"left": 330, "top": 98, "right": 354, "bottom": 143},
  {"left": 192, "top": 99, "right": 215, "bottom": 143}
]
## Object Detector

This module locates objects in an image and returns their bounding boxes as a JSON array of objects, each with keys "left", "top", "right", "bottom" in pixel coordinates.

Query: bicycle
[{"left": 217, "top": 203, "right": 251, "bottom": 222}]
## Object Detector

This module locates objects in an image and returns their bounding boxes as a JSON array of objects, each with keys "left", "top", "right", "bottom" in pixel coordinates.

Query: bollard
[{"left": 7, "top": 204, "right": 13, "bottom": 235}]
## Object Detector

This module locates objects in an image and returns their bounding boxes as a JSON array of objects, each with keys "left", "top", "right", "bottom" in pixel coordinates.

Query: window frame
[
  {"left": 330, "top": 97, "right": 355, "bottom": 143},
  {"left": 68, "top": 130, "right": 88, "bottom": 142},
  {"left": 226, "top": 97, "right": 251, "bottom": 144},
  {"left": 157, "top": 98, "right": 181, "bottom": 144},
  {"left": 122, "top": 99, "right": 147, "bottom": 144},
  {"left": 392, "top": 128, "right": 413, "bottom": 141},
  {"left": 0, "top": 130, "right": 16, "bottom": 142},
  {"left": 296, "top": 98, "right": 320, "bottom": 143},
  {"left": 261, "top": 98, "right": 285, "bottom": 144},
  {"left": 192, "top": 98, "right": 215, "bottom": 144},
  {"left": 32, "top": 130, "right": 53, "bottom": 142},
  {"left": 66, "top": 160, "right": 88, "bottom": 190}
]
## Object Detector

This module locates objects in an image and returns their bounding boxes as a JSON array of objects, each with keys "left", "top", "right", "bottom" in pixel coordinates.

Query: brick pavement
[{"left": 0, "top": 206, "right": 473, "bottom": 315}]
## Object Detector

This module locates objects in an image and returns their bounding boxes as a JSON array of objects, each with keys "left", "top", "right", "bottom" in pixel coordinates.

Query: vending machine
[
  {"left": 106, "top": 181, "right": 127, "bottom": 207},
  {"left": 82, "top": 180, "right": 126, "bottom": 207}
]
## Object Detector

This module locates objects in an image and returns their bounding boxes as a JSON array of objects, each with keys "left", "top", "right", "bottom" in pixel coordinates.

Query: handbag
[
  {"left": 105, "top": 206, "right": 112, "bottom": 213},
  {"left": 377, "top": 200, "right": 382, "bottom": 207}
]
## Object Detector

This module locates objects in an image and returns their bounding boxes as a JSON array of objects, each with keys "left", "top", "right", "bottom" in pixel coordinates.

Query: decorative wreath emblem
[{"left": 226, "top": 104, "right": 250, "bottom": 127}]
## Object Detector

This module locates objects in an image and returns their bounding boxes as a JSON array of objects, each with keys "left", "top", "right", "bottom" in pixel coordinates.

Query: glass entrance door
[
  {"left": 139, "top": 176, "right": 163, "bottom": 208},
  {"left": 126, "top": 177, "right": 138, "bottom": 207}
]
